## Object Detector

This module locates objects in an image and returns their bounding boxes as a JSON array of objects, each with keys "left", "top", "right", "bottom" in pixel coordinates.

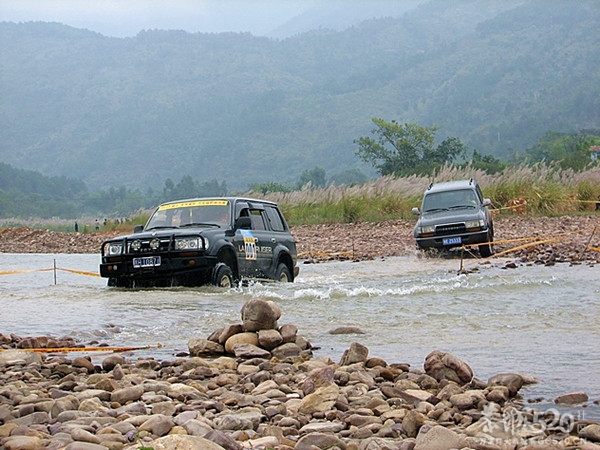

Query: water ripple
[{"left": 0, "top": 253, "right": 598, "bottom": 416}]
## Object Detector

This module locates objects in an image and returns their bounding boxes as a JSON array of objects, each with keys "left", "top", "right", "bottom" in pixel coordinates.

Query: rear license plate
[
  {"left": 443, "top": 237, "right": 462, "bottom": 245},
  {"left": 133, "top": 256, "right": 161, "bottom": 268}
]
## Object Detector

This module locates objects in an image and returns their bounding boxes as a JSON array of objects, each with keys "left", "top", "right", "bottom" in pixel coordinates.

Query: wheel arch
[
  {"left": 216, "top": 245, "right": 239, "bottom": 279},
  {"left": 275, "top": 250, "right": 295, "bottom": 281}
]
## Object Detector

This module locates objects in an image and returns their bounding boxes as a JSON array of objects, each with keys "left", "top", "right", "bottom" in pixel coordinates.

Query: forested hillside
[{"left": 1, "top": 0, "right": 598, "bottom": 192}]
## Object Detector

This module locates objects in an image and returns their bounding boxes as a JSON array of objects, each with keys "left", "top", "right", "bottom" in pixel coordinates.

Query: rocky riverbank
[
  {"left": 1, "top": 298, "right": 599, "bottom": 450},
  {"left": 0, "top": 214, "right": 598, "bottom": 265}
]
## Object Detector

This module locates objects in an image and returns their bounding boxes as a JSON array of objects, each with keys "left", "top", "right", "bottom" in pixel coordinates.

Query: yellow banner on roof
[{"left": 158, "top": 200, "right": 229, "bottom": 210}]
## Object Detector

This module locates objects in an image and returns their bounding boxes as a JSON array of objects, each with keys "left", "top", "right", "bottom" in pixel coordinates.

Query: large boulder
[
  {"left": 554, "top": 391, "right": 589, "bottom": 405},
  {"left": 579, "top": 424, "right": 600, "bottom": 442},
  {"left": 415, "top": 425, "right": 464, "bottom": 449},
  {"left": 424, "top": 350, "right": 473, "bottom": 384},
  {"left": 257, "top": 329, "right": 283, "bottom": 350},
  {"left": 487, "top": 373, "right": 524, "bottom": 397},
  {"left": 0, "top": 349, "right": 43, "bottom": 366},
  {"left": 188, "top": 338, "right": 224, "bottom": 357},
  {"left": 224, "top": 332, "right": 258, "bottom": 353},
  {"left": 298, "top": 384, "right": 340, "bottom": 415},
  {"left": 339, "top": 342, "right": 369, "bottom": 365},
  {"left": 241, "top": 298, "right": 281, "bottom": 331}
]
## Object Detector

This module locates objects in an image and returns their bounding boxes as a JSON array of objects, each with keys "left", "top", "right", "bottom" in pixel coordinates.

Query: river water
[{"left": 1, "top": 253, "right": 598, "bottom": 420}]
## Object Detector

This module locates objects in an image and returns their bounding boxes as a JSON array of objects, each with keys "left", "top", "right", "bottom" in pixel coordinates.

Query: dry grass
[
  {"left": 2, "top": 164, "right": 598, "bottom": 231},
  {"left": 251, "top": 164, "right": 600, "bottom": 225}
]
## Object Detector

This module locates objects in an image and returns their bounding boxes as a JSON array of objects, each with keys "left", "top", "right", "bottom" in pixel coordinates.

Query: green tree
[
  {"left": 163, "top": 178, "right": 175, "bottom": 199},
  {"left": 174, "top": 175, "right": 197, "bottom": 199},
  {"left": 355, "top": 119, "right": 465, "bottom": 176},
  {"left": 297, "top": 166, "right": 327, "bottom": 189},
  {"left": 197, "top": 179, "right": 228, "bottom": 197},
  {"left": 523, "top": 130, "right": 600, "bottom": 171},
  {"left": 470, "top": 149, "right": 507, "bottom": 174}
]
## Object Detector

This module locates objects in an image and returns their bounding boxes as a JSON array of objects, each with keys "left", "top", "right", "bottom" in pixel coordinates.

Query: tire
[
  {"left": 479, "top": 233, "right": 494, "bottom": 258},
  {"left": 275, "top": 263, "right": 292, "bottom": 282},
  {"left": 212, "top": 263, "right": 234, "bottom": 288}
]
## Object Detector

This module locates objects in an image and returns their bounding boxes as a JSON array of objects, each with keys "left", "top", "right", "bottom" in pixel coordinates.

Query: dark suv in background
[
  {"left": 100, "top": 197, "right": 299, "bottom": 287},
  {"left": 412, "top": 179, "right": 494, "bottom": 257}
]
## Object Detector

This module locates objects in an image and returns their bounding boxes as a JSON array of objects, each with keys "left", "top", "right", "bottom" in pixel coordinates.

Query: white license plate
[
  {"left": 133, "top": 256, "right": 161, "bottom": 268},
  {"left": 443, "top": 237, "right": 462, "bottom": 245}
]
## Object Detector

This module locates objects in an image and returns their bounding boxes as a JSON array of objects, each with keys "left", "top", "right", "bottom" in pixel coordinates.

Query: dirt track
[{"left": 0, "top": 214, "right": 598, "bottom": 264}]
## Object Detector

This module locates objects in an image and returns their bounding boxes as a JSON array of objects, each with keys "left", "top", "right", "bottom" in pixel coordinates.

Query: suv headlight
[
  {"left": 417, "top": 225, "right": 435, "bottom": 235},
  {"left": 465, "top": 219, "right": 485, "bottom": 230},
  {"left": 104, "top": 242, "right": 123, "bottom": 255},
  {"left": 174, "top": 237, "right": 204, "bottom": 250}
]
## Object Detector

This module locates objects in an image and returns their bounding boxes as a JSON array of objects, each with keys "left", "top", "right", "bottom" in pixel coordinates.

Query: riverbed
[{"left": 1, "top": 253, "right": 598, "bottom": 420}]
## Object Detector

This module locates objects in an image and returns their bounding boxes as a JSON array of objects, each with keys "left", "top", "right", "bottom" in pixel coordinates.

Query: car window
[
  {"left": 422, "top": 192, "right": 445, "bottom": 211},
  {"left": 265, "top": 206, "right": 286, "bottom": 232},
  {"left": 423, "top": 189, "right": 477, "bottom": 211},
  {"left": 249, "top": 209, "right": 266, "bottom": 230},
  {"left": 147, "top": 200, "right": 230, "bottom": 228},
  {"left": 454, "top": 189, "right": 477, "bottom": 206}
]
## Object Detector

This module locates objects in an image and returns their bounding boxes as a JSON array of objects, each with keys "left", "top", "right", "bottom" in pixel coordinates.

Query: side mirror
[
  {"left": 411, "top": 207, "right": 421, "bottom": 215},
  {"left": 235, "top": 216, "right": 252, "bottom": 230},
  {"left": 482, "top": 199, "right": 491, "bottom": 207},
  {"left": 134, "top": 225, "right": 144, "bottom": 233}
]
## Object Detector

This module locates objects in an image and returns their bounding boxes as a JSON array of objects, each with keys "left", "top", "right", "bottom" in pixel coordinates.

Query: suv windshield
[
  {"left": 146, "top": 200, "right": 231, "bottom": 229},
  {"left": 422, "top": 189, "right": 478, "bottom": 212}
]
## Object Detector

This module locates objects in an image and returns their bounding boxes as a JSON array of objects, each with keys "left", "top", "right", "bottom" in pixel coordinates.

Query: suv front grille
[
  {"left": 127, "top": 237, "right": 172, "bottom": 254},
  {"left": 435, "top": 223, "right": 466, "bottom": 236}
]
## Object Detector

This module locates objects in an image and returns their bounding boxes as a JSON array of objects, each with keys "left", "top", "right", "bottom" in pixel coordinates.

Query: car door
[
  {"left": 232, "top": 201, "right": 272, "bottom": 279},
  {"left": 245, "top": 204, "right": 274, "bottom": 278}
]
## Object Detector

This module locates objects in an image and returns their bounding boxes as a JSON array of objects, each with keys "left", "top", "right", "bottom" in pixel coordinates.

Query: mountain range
[{"left": 1, "top": 0, "right": 598, "bottom": 192}]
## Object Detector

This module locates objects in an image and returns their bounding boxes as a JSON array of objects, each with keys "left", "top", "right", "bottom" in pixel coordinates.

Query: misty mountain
[
  {"left": 266, "top": 1, "right": 424, "bottom": 39},
  {"left": 1, "top": 0, "right": 598, "bottom": 192}
]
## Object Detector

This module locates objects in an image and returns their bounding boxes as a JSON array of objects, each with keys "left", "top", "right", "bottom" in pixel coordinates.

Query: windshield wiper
[
  {"left": 448, "top": 205, "right": 476, "bottom": 210},
  {"left": 145, "top": 225, "right": 176, "bottom": 230},
  {"left": 178, "top": 222, "right": 221, "bottom": 228},
  {"left": 424, "top": 208, "right": 448, "bottom": 212}
]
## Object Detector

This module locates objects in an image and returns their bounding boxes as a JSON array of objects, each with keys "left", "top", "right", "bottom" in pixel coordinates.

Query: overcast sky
[
  {"left": 0, "top": 0, "right": 315, "bottom": 37},
  {"left": 0, "top": 1, "right": 426, "bottom": 38}
]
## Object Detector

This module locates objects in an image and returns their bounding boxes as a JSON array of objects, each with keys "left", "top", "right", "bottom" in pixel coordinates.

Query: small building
[{"left": 590, "top": 145, "right": 600, "bottom": 161}]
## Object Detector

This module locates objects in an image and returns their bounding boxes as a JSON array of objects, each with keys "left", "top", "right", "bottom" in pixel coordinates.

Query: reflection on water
[{"left": 1, "top": 253, "right": 599, "bottom": 418}]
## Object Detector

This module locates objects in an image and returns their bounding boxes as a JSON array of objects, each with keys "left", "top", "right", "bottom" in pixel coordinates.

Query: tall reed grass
[
  {"left": 2, "top": 164, "right": 598, "bottom": 231},
  {"left": 252, "top": 164, "right": 600, "bottom": 226}
]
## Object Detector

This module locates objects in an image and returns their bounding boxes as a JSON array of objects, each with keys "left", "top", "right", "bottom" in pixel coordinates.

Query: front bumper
[
  {"left": 100, "top": 253, "right": 218, "bottom": 285},
  {"left": 415, "top": 229, "right": 490, "bottom": 250}
]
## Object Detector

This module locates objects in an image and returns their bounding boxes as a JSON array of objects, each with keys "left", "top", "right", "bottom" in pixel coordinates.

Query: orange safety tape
[
  {"left": 0, "top": 269, "right": 38, "bottom": 275},
  {"left": 0, "top": 267, "right": 100, "bottom": 277},
  {"left": 493, "top": 238, "right": 562, "bottom": 257},
  {"left": 463, "top": 228, "right": 590, "bottom": 250},
  {"left": 56, "top": 267, "right": 101, "bottom": 277}
]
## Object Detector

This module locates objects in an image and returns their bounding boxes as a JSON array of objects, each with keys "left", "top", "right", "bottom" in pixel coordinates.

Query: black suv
[
  {"left": 99, "top": 197, "right": 299, "bottom": 287},
  {"left": 412, "top": 179, "right": 494, "bottom": 257}
]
